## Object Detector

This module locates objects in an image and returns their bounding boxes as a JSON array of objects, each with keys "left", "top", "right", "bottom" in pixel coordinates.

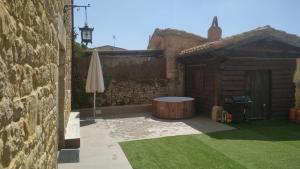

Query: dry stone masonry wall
[
  {"left": 97, "top": 79, "right": 169, "bottom": 106},
  {"left": 0, "top": 0, "right": 72, "bottom": 168},
  {"left": 72, "top": 53, "right": 168, "bottom": 108}
]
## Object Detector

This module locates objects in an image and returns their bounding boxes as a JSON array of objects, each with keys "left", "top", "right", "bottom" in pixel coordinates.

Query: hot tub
[{"left": 152, "top": 97, "right": 195, "bottom": 119}]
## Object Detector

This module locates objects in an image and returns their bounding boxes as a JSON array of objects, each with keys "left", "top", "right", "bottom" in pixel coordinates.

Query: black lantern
[
  {"left": 79, "top": 24, "right": 94, "bottom": 45},
  {"left": 75, "top": 4, "right": 93, "bottom": 46},
  {"left": 64, "top": 4, "right": 93, "bottom": 45}
]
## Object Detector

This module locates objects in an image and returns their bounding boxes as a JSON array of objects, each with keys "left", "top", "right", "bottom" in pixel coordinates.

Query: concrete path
[
  {"left": 58, "top": 118, "right": 132, "bottom": 169},
  {"left": 58, "top": 112, "right": 234, "bottom": 169}
]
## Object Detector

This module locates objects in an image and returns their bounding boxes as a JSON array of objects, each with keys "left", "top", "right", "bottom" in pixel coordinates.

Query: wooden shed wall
[
  {"left": 221, "top": 59, "right": 296, "bottom": 118},
  {"left": 185, "top": 64, "right": 217, "bottom": 115}
]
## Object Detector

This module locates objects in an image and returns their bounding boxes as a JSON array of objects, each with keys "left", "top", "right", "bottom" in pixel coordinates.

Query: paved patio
[
  {"left": 58, "top": 112, "right": 234, "bottom": 169},
  {"left": 104, "top": 112, "right": 234, "bottom": 141}
]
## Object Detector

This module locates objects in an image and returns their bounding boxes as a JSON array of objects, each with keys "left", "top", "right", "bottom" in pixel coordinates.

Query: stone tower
[{"left": 208, "top": 16, "right": 222, "bottom": 42}]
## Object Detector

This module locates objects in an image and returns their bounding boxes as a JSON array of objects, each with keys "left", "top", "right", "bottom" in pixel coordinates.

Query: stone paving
[
  {"left": 104, "top": 112, "right": 234, "bottom": 141},
  {"left": 58, "top": 112, "right": 234, "bottom": 169}
]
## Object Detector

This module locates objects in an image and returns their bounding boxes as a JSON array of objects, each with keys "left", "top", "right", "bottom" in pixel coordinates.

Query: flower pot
[{"left": 295, "top": 109, "right": 300, "bottom": 124}]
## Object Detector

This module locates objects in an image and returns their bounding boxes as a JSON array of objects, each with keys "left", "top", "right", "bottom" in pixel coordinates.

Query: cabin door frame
[{"left": 246, "top": 70, "right": 271, "bottom": 119}]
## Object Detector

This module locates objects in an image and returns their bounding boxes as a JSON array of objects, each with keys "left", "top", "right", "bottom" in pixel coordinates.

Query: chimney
[{"left": 208, "top": 16, "right": 222, "bottom": 42}]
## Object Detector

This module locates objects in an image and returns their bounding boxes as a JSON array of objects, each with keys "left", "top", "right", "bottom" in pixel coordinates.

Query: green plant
[{"left": 74, "top": 42, "right": 87, "bottom": 58}]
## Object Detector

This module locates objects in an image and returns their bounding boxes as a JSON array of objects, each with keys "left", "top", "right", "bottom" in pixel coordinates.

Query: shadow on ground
[
  {"left": 80, "top": 119, "right": 96, "bottom": 127},
  {"left": 205, "top": 120, "right": 300, "bottom": 142},
  {"left": 58, "top": 149, "right": 80, "bottom": 163}
]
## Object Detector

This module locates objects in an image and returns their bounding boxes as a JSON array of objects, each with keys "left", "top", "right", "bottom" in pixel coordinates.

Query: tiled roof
[
  {"left": 152, "top": 28, "right": 207, "bottom": 41},
  {"left": 91, "top": 45, "right": 127, "bottom": 51},
  {"left": 180, "top": 26, "right": 300, "bottom": 56},
  {"left": 85, "top": 49, "right": 164, "bottom": 57}
]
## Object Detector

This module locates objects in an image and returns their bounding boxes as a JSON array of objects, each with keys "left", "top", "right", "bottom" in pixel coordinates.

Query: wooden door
[
  {"left": 185, "top": 66, "right": 205, "bottom": 113},
  {"left": 246, "top": 70, "right": 271, "bottom": 119}
]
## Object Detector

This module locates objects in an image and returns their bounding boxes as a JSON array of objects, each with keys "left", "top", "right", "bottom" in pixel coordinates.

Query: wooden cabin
[{"left": 178, "top": 26, "right": 300, "bottom": 119}]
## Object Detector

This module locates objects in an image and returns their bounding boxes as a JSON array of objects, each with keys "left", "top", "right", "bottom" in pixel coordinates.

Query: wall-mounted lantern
[
  {"left": 64, "top": 4, "right": 94, "bottom": 46},
  {"left": 79, "top": 24, "right": 94, "bottom": 45}
]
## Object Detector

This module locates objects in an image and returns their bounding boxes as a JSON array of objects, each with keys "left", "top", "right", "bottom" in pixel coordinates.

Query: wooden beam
[
  {"left": 227, "top": 49, "right": 300, "bottom": 59},
  {"left": 186, "top": 64, "right": 207, "bottom": 68},
  {"left": 229, "top": 57, "right": 298, "bottom": 60},
  {"left": 230, "top": 48, "right": 300, "bottom": 54}
]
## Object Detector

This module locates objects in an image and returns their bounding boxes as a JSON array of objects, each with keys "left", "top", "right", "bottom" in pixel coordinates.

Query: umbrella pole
[{"left": 93, "top": 92, "right": 96, "bottom": 120}]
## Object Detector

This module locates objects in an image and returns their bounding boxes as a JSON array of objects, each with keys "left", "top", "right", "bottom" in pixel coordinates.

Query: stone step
[
  {"left": 57, "top": 149, "right": 79, "bottom": 164},
  {"left": 64, "top": 111, "right": 80, "bottom": 148}
]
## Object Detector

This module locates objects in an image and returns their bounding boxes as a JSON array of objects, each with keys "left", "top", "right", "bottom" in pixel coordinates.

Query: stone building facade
[
  {"left": 148, "top": 28, "right": 208, "bottom": 96},
  {"left": 0, "top": 0, "right": 73, "bottom": 168},
  {"left": 147, "top": 17, "right": 224, "bottom": 97}
]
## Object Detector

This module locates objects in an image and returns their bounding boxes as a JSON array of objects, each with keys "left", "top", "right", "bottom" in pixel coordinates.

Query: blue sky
[{"left": 73, "top": 0, "right": 300, "bottom": 49}]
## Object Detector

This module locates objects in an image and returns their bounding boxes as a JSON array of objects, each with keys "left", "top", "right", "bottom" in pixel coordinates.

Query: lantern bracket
[
  {"left": 64, "top": 4, "right": 90, "bottom": 14},
  {"left": 64, "top": 4, "right": 93, "bottom": 46}
]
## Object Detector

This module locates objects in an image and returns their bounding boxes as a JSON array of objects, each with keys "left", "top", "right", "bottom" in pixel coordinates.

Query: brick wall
[{"left": 0, "top": 0, "right": 72, "bottom": 168}]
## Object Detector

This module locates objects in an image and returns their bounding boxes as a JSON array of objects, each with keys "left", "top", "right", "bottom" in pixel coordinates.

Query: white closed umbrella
[{"left": 86, "top": 49, "right": 105, "bottom": 120}]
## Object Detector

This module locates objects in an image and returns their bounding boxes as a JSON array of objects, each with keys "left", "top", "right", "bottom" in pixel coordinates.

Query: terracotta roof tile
[
  {"left": 152, "top": 28, "right": 207, "bottom": 41},
  {"left": 180, "top": 26, "right": 300, "bottom": 56}
]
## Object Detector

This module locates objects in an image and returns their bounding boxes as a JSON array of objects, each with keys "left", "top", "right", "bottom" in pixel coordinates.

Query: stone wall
[
  {"left": 0, "top": 0, "right": 72, "bottom": 168},
  {"left": 148, "top": 28, "right": 208, "bottom": 95},
  {"left": 97, "top": 79, "right": 168, "bottom": 106},
  {"left": 101, "top": 55, "right": 165, "bottom": 80},
  {"left": 60, "top": 0, "right": 73, "bottom": 149},
  {"left": 72, "top": 51, "right": 168, "bottom": 108}
]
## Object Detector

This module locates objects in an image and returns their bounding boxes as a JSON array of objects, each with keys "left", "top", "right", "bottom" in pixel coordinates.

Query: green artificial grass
[{"left": 120, "top": 120, "right": 300, "bottom": 169}]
